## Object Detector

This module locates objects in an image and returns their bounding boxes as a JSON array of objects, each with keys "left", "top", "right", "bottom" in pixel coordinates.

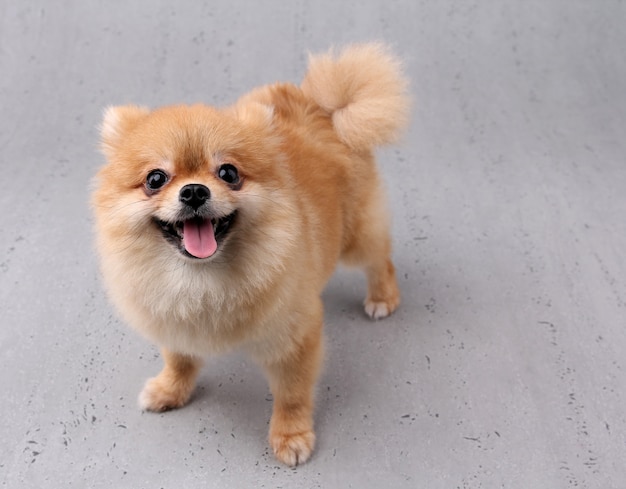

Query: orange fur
[{"left": 92, "top": 43, "right": 409, "bottom": 466}]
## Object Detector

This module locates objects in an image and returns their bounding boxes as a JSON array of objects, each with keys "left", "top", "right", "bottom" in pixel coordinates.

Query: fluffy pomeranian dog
[{"left": 92, "top": 43, "right": 409, "bottom": 466}]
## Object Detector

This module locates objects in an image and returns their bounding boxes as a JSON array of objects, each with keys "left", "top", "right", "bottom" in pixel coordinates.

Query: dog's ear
[
  {"left": 231, "top": 85, "right": 275, "bottom": 130},
  {"left": 100, "top": 105, "right": 150, "bottom": 158},
  {"left": 233, "top": 101, "right": 274, "bottom": 130}
]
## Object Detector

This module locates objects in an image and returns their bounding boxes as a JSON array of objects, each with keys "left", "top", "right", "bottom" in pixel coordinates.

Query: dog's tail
[{"left": 301, "top": 43, "right": 410, "bottom": 152}]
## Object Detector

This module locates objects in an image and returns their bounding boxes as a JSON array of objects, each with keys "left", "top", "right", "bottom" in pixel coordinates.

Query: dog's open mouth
[{"left": 155, "top": 213, "right": 237, "bottom": 259}]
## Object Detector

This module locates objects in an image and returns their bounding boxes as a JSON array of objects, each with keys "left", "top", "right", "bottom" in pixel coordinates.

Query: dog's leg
[
  {"left": 138, "top": 348, "right": 203, "bottom": 412},
  {"left": 341, "top": 186, "right": 401, "bottom": 319},
  {"left": 262, "top": 318, "right": 323, "bottom": 466},
  {"left": 363, "top": 255, "right": 401, "bottom": 319}
]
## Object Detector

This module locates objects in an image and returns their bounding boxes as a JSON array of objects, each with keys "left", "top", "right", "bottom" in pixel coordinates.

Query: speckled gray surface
[{"left": 1, "top": 1, "right": 625, "bottom": 488}]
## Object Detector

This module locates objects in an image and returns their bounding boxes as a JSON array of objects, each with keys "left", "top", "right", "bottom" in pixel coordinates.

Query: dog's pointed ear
[
  {"left": 233, "top": 101, "right": 274, "bottom": 130},
  {"left": 100, "top": 105, "right": 150, "bottom": 158},
  {"left": 231, "top": 86, "right": 275, "bottom": 130}
]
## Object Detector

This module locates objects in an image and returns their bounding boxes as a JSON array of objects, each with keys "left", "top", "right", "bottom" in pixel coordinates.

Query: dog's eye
[
  {"left": 218, "top": 164, "right": 239, "bottom": 185},
  {"left": 146, "top": 170, "right": 169, "bottom": 191}
]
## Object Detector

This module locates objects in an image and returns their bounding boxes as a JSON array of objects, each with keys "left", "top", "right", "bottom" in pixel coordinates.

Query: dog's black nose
[{"left": 179, "top": 184, "right": 211, "bottom": 210}]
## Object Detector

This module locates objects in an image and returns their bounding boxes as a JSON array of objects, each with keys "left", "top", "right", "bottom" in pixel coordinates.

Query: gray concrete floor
[{"left": 1, "top": 1, "right": 625, "bottom": 488}]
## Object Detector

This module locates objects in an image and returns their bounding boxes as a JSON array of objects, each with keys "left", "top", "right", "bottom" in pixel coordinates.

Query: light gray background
[{"left": 1, "top": 1, "right": 625, "bottom": 488}]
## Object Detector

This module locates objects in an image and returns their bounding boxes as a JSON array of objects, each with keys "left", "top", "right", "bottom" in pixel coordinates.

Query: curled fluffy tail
[{"left": 301, "top": 43, "right": 410, "bottom": 152}]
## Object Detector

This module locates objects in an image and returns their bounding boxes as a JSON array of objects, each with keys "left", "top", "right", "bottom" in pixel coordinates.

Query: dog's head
[{"left": 94, "top": 103, "right": 294, "bottom": 263}]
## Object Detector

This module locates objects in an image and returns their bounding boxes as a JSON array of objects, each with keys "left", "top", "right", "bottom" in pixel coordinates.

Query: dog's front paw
[
  {"left": 138, "top": 376, "right": 193, "bottom": 412},
  {"left": 270, "top": 430, "right": 316, "bottom": 466}
]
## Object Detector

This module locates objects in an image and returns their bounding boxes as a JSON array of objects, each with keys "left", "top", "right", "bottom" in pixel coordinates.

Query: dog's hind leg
[{"left": 340, "top": 178, "right": 401, "bottom": 320}]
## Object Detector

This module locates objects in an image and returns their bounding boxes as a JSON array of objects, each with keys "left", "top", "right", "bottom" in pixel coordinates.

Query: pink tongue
[{"left": 183, "top": 219, "right": 217, "bottom": 258}]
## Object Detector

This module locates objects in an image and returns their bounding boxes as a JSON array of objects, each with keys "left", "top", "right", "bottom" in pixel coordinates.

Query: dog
[{"left": 92, "top": 43, "right": 409, "bottom": 466}]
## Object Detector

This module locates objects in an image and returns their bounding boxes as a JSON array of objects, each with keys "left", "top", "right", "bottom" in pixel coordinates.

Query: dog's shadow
[
  {"left": 188, "top": 353, "right": 272, "bottom": 440},
  {"left": 170, "top": 260, "right": 430, "bottom": 455}
]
